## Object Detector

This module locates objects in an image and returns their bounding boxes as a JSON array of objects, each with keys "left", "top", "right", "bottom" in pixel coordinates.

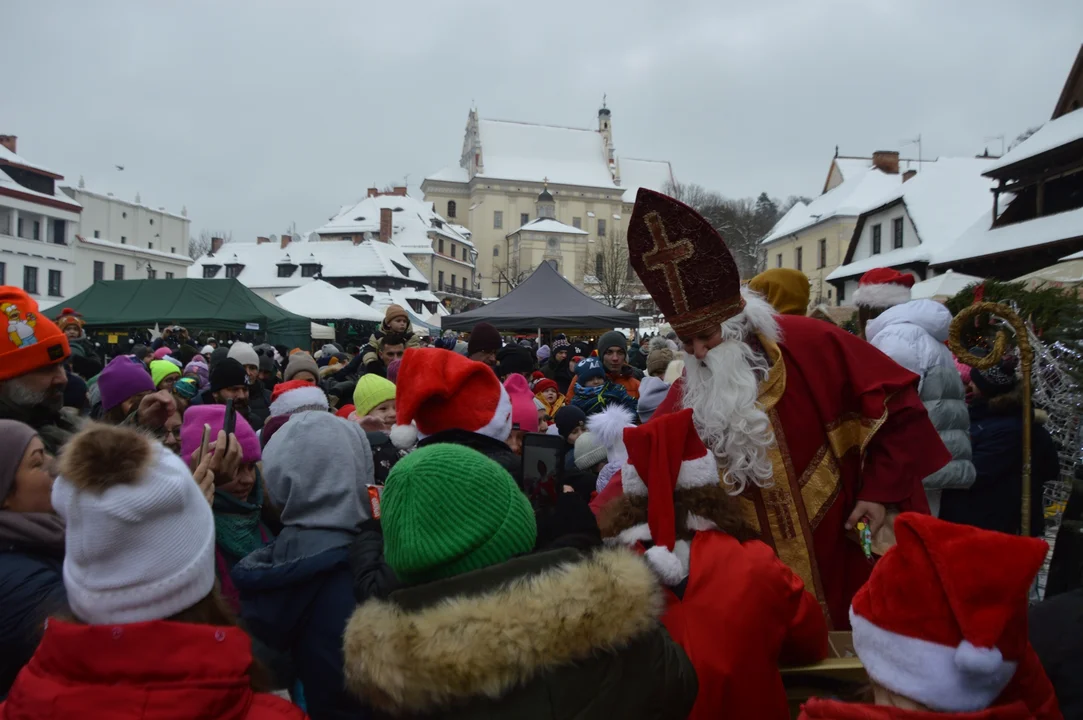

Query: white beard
[{"left": 681, "top": 326, "right": 776, "bottom": 495}]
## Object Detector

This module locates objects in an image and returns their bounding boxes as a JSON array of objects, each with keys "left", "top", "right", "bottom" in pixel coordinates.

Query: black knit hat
[
  {"left": 553, "top": 405, "right": 587, "bottom": 439},
  {"left": 210, "top": 358, "right": 249, "bottom": 392},
  {"left": 496, "top": 345, "right": 533, "bottom": 377},
  {"left": 969, "top": 347, "right": 1018, "bottom": 398},
  {"left": 468, "top": 322, "right": 502, "bottom": 356}
]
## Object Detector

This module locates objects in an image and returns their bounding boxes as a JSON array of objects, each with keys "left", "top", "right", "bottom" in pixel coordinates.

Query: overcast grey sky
[{"left": 4, "top": 1, "right": 1081, "bottom": 244}]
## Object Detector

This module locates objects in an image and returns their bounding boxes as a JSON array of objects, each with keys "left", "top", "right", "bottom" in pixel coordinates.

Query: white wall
[
  {"left": 72, "top": 241, "right": 192, "bottom": 290},
  {"left": 66, "top": 189, "right": 189, "bottom": 257},
  {"left": 0, "top": 195, "right": 78, "bottom": 302},
  {"left": 851, "top": 206, "right": 920, "bottom": 262}
]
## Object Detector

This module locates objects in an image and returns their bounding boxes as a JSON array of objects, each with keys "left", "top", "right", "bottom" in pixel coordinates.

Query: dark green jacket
[{"left": 344, "top": 547, "right": 697, "bottom": 719}]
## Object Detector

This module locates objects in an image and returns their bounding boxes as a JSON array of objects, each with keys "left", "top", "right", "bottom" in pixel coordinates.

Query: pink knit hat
[
  {"left": 180, "top": 403, "right": 261, "bottom": 465},
  {"left": 504, "top": 374, "right": 539, "bottom": 433},
  {"left": 153, "top": 347, "right": 173, "bottom": 360}
]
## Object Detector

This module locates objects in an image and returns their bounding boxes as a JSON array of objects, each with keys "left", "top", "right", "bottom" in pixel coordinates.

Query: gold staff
[{"left": 948, "top": 302, "right": 1035, "bottom": 535}]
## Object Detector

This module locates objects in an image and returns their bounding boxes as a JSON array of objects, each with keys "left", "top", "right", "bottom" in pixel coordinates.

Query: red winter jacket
[
  {"left": 799, "top": 697, "right": 1036, "bottom": 719},
  {"left": 0, "top": 619, "right": 306, "bottom": 720}
]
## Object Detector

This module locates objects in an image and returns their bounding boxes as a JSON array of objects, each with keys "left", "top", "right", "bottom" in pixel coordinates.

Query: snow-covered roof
[
  {"left": 0, "top": 144, "right": 62, "bottom": 178},
  {"left": 0, "top": 166, "right": 81, "bottom": 211},
  {"left": 473, "top": 119, "right": 616, "bottom": 188},
  {"left": 274, "top": 279, "right": 384, "bottom": 321},
  {"left": 767, "top": 201, "right": 809, "bottom": 238},
  {"left": 619, "top": 158, "right": 675, "bottom": 203},
  {"left": 910, "top": 270, "right": 984, "bottom": 300},
  {"left": 934, "top": 205, "right": 1083, "bottom": 267},
  {"left": 826, "top": 158, "right": 994, "bottom": 281},
  {"left": 75, "top": 234, "right": 192, "bottom": 264},
  {"left": 984, "top": 108, "right": 1083, "bottom": 174},
  {"left": 425, "top": 166, "right": 470, "bottom": 183},
  {"left": 508, "top": 217, "right": 588, "bottom": 236},
  {"left": 314, "top": 192, "right": 472, "bottom": 252},
  {"left": 763, "top": 165, "right": 906, "bottom": 245},
  {"left": 188, "top": 239, "right": 426, "bottom": 288},
  {"left": 63, "top": 186, "right": 188, "bottom": 222}
]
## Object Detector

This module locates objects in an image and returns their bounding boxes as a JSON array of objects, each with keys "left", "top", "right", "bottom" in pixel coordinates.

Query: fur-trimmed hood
[
  {"left": 597, "top": 482, "right": 756, "bottom": 545},
  {"left": 343, "top": 547, "right": 664, "bottom": 714}
]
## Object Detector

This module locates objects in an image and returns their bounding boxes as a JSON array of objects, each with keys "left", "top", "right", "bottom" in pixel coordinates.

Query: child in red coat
[
  {"left": 599, "top": 408, "right": 828, "bottom": 719},
  {"left": 799, "top": 513, "right": 1061, "bottom": 720}
]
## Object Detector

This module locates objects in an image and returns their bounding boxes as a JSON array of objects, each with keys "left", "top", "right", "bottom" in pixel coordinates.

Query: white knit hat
[
  {"left": 52, "top": 423, "right": 216, "bottom": 625},
  {"left": 227, "top": 341, "right": 260, "bottom": 368}
]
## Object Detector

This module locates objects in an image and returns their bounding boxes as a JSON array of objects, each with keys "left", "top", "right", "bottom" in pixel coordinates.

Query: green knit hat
[
  {"left": 353, "top": 374, "right": 397, "bottom": 417},
  {"left": 382, "top": 444, "right": 536, "bottom": 585}
]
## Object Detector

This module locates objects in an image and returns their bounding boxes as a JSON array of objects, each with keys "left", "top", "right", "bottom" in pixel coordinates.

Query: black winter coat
[
  {"left": 0, "top": 548, "right": 66, "bottom": 698},
  {"left": 343, "top": 547, "right": 698, "bottom": 719},
  {"left": 417, "top": 429, "right": 521, "bottom": 485},
  {"left": 1029, "top": 588, "right": 1083, "bottom": 720},
  {"left": 939, "top": 391, "right": 1059, "bottom": 536}
]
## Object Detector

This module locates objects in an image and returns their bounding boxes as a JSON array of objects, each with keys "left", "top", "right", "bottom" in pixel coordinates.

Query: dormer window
[
  {"left": 300, "top": 254, "right": 322, "bottom": 278},
  {"left": 391, "top": 261, "right": 410, "bottom": 277},
  {"left": 202, "top": 265, "right": 220, "bottom": 279},
  {"left": 277, "top": 254, "right": 297, "bottom": 278},
  {"left": 225, "top": 263, "right": 244, "bottom": 279}
]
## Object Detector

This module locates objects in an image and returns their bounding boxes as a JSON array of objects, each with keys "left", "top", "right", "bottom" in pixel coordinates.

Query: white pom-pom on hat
[
  {"left": 390, "top": 423, "right": 419, "bottom": 450},
  {"left": 954, "top": 641, "right": 1005, "bottom": 675},
  {"left": 644, "top": 545, "right": 685, "bottom": 586}
]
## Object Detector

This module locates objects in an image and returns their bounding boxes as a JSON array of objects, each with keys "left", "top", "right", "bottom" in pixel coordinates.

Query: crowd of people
[{"left": 0, "top": 186, "right": 1077, "bottom": 719}]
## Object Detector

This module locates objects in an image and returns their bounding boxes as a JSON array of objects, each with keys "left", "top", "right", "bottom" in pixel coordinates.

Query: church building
[{"left": 421, "top": 105, "right": 674, "bottom": 297}]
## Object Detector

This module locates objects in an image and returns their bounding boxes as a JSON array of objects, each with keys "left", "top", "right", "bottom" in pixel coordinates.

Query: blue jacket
[
  {"left": 0, "top": 549, "right": 66, "bottom": 698},
  {"left": 232, "top": 529, "right": 368, "bottom": 720},
  {"left": 939, "top": 392, "right": 1059, "bottom": 537}
]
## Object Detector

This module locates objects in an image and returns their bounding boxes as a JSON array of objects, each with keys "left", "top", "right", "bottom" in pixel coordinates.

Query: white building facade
[{"left": 0, "top": 135, "right": 81, "bottom": 303}]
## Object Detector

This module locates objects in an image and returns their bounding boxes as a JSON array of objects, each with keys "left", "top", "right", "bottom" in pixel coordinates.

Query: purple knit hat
[
  {"left": 387, "top": 358, "right": 402, "bottom": 384},
  {"left": 98, "top": 355, "right": 156, "bottom": 412},
  {"left": 180, "top": 403, "right": 261, "bottom": 466},
  {"left": 183, "top": 356, "right": 210, "bottom": 390}
]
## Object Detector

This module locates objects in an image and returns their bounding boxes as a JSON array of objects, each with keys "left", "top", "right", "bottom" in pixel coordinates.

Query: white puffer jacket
[{"left": 866, "top": 300, "right": 976, "bottom": 514}]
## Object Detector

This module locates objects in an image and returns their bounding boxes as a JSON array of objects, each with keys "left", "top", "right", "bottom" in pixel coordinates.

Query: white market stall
[
  {"left": 910, "top": 270, "right": 984, "bottom": 301},
  {"left": 275, "top": 280, "right": 385, "bottom": 322}
]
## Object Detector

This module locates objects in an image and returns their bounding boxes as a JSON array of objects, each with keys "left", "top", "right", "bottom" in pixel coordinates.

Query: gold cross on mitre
[{"left": 642, "top": 212, "right": 694, "bottom": 315}]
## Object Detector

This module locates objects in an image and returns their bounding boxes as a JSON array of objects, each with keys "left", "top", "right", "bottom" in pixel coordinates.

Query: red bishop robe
[{"left": 593, "top": 315, "right": 951, "bottom": 629}]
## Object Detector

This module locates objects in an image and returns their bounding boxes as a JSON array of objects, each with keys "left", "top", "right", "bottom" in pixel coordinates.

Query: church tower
[
  {"left": 599, "top": 100, "right": 619, "bottom": 184},
  {"left": 536, "top": 180, "right": 556, "bottom": 219}
]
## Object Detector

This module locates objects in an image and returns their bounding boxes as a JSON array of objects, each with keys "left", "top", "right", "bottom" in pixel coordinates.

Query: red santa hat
[
  {"left": 54, "top": 307, "right": 84, "bottom": 331},
  {"left": 269, "top": 379, "right": 328, "bottom": 417},
  {"left": 389, "top": 348, "right": 512, "bottom": 450},
  {"left": 850, "top": 513, "right": 1047, "bottom": 713},
  {"left": 852, "top": 267, "right": 915, "bottom": 309},
  {"left": 618, "top": 408, "right": 718, "bottom": 585}
]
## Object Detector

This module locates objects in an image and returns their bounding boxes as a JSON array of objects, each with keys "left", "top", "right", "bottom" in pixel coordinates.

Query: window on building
[
  {"left": 451, "top": 245, "right": 457, "bottom": 259},
  {"left": 828, "top": 288, "right": 833, "bottom": 300},
  {"left": 225, "top": 265, "right": 242, "bottom": 279},
  {"left": 447, "top": 201, "right": 457, "bottom": 218},
  {"left": 147, "top": 269, "right": 157, "bottom": 280},
  {"left": 893, "top": 218, "right": 904, "bottom": 249},
  {"left": 149, "top": 218, "right": 154, "bottom": 225},
  {"left": 300, "top": 264, "right": 320, "bottom": 278},
  {"left": 462, "top": 276, "right": 467, "bottom": 290},
  {"left": 202, "top": 266, "right": 217, "bottom": 279},
  {"left": 32, "top": 221, "right": 40, "bottom": 241},
  {"left": 93, "top": 230, "right": 100, "bottom": 239},
  {"left": 148, "top": 243, "right": 153, "bottom": 250},
  {"left": 121, "top": 236, "right": 127, "bottom": 244},
  {"left": 572, "top": 217, "right": 582, "bottom": 229},
  {"left": 438, "top": 238, "right": 444, "bottom": 254},
  {"left": 0, "top": 262, "right": 5, "bottom": 285},
  {"left": 438, "top": 270, "right": 445, "bottom": 289},
  {"left": 493, "top": 246, "right": 499, "bottom": 257},
  {"left": 597, "top": 219, "right": 607, "bottom": 238},
  {"left": 23, "top": 266, "right": 38, "bottom": 294},
  {"left": 838, "top": 284, "right": 845, "bottom": 302},
  {"left": 493, "top": 210, "right": 503, "bottom": 229},
  {"left": 171, "top": 247, "right": 176, "bottom": 254},
  {"left": 776, "top": 253, "right": 782, "bottom": 268},
  {"left": 166, "top": 272, "right": 174, "bottom": 279},
  {"left": 122, "top": 212, "right": 127, "bottom": 219},
  {"left": 818, "top": 238, "right": 827, "bottom": 269},
  {"left": 93, "top": 261, "right": 104, "bottom": 282},
  {"left": 451, "top": 273, "right": 457, "bottom": 288},
  {"left": 595, "top": 253, "right": 604, "bottom": 279},
  {"left": 47, "top": 270, "right": 61, "bottom": 296},
  {"left": 115, "top": 264, "right": 125, "bottom": 280},
  {"left": 520, "top": 213, "right": 529, "bottom": 227},
  {"left": 871, "top": 224, "right": 882, "bottom": 254},
  {"left": 16, "top": 218, "right": 23, "bottom": 238},
  {"left": 796, "top": 246, "right": 803, "bottom": 271}
]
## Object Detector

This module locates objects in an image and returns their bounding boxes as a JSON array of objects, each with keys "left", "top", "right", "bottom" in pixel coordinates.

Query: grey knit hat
[
  {"left": 574, "top": 431, "right": 608, "bottom": 471},
  {"left": 284, "top": 352, "right": 320, "bottom": 382}
]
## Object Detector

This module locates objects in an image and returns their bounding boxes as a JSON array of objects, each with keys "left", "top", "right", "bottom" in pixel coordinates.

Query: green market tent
[{"left": 43, "top": 279, "right": 312, "bottom": 348}]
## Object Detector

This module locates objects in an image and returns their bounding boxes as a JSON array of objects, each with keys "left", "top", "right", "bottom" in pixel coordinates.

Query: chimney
[
  {"left": 379, "top": 208, "right": 392, "bottom": 242},
  {"left": 280, "top": 234, "right": 291, "bottom": 250},
  {"left": 211, "top": 237, "right": 224, "bottom": 254},
  {"left": 872, "top": 150, "right": 900, "bottom": 174},
  {"left": 392, "top": 186, "right": 407, "bottom": 197},
  {"left": 0, "top": 135, "right": 16, "bottom": 154},
  {"left": 367, "top": 187, "right": 380, "bottom": 198},
  {"left": 902, "top": 169, "right": 917, "bottom": 183},
  {"left": 256, "top": 236, "right": 270, "bottom": 244}
]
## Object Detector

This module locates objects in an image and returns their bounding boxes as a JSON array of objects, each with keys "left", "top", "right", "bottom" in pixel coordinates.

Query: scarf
[
  {"left": 575, "top": 382, "right": 604, "bottom": 399},
  {"left": 212, "top": 482, "right": 268, "bottom": 562},
  {"left": 0, "top": 511, "right": 65, "bottom": 557}
]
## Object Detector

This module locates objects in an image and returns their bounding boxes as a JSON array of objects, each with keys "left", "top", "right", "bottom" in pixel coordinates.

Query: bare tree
[
  {"left": 662, "top": 181, "right": 774, "bottom": 277},
  {"left": 581, "top": 229, "right": 640, "bottom": 308},
  {"left": 188, "top": 230, "right": 233, "bottom": 260},
  {"left": 492, "top": 247, "right": 529, "bottom": 295}
]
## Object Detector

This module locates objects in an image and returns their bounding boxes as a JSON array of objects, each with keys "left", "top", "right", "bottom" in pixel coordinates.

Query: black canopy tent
[
  {"left": 441, "top": 262, "right": 640, "bottom": 331},
  {"left": 42, "top": 278, "right": 313, "bottom": 349}
]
